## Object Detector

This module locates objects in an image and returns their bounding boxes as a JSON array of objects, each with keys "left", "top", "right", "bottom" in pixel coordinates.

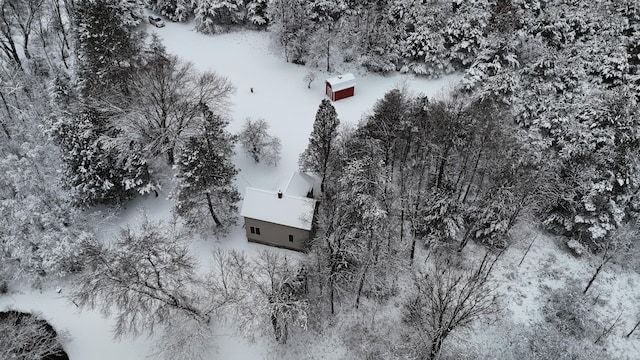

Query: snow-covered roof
[
  {"left": 240, "top": 187, "right": 316, "bottom": 231},
  {"left": 326, "top": 73, "right": 356, "bottom": 92},
  {"left": 284, "top": 172, "right": 317, "bottom": 197}
]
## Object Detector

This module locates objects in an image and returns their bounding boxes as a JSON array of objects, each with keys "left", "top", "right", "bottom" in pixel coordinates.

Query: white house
[{"left": 240, "top": 172, "right": 319, "bottom": 251}]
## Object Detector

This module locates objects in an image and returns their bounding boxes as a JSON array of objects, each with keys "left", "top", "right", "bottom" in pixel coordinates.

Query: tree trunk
[
  {"left": 410, "top": 150, "right": 429, "bottom": 263},
  {"left": 0, "top": 33, "right": 23, "bottom": 70},
  {"left": 329, "top": 281, "right": 335, "bottom": 315},
  {"left": 326, "top": 24, "right": 331, "bottom": 72},
  {"left": 23, "top": 34, "right": 31, "bottom": 60},
  {"left": 457, "top": 228, "right": 473, "bottom": 252},
  {"left": 453, "top": 151, "right": 471, "bottom": 194},
  {"left": 355, "top": 270, "right": 366, "bottom": 309},
  {"left": 518, "top": 236, "right": 536, "bottom": 267},
  {"left": 461, "top": 145, "right": 484, "bottom": 204},
  {"left": 626, "top": 317, "right": 640, "bottom": 338},
  {"left": 205, "top": 192, "right": 222, "bottom": 227},
  {"left": 435, "top": 147, "right": 450, "bottom": 190},
  {"left": 0, "top": 90, "right": 13, "bottom": 139},
  {"left": 429, "top": 333, "right": 445, "bottom": 360},
  {"left": 400, "top": 208, "right": 405, "bottom": 244},
  {"left": 583, "top": 261, "right": 605, "bottom": 294},
  {"left": 410, "top": 236, "right": 417, "bottom": 264}
]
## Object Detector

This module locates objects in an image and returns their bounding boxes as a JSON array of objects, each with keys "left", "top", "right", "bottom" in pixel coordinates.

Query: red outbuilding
[{"left": 325, "top": 73, "right": 356, "bottom": 101}]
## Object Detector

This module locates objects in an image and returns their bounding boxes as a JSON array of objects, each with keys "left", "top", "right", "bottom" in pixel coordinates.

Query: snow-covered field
[{"left": 0, "top": 22, "right": 459, "bottom": 360}]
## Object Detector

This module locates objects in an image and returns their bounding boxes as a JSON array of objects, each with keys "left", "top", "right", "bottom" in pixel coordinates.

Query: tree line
[{"left": 1, "top": 0, "right": 640, "bottom": 358}]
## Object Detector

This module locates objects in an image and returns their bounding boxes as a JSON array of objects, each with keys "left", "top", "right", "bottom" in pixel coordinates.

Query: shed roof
[
  {"left": 240, "top": 187, "right": 316, "bottom": 231},
  {"left": 326, "top": 73, "right": 356, "bottom": 92}
]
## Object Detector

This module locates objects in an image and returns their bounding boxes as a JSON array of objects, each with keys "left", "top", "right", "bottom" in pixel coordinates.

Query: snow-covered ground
[
  {"left": 0, "top": 22, "right": 459, "bottom": 360},
  {"left": 4, "top": 20, "right": 639, "bottom": 360}
]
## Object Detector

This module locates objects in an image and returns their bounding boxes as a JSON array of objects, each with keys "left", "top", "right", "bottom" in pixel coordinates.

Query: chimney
[{"left": 277, "top": 189, "right": 283, "bottom": 199}]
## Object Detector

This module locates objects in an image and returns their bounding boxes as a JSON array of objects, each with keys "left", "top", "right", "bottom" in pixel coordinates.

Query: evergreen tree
[
  {"left": 49, "top": 107, "right": 156, "bottom": 206},
  {"left": 299, "top": 99, "right": 340, "bottom": 191},
  {"left": 353, "top": 1, "right": 400, "bottom": 73},
  {"left": 74, "top": 0, "right": 144, "bottom": 97},
  {"left": 195, "top": 0, "right": 245, "bottom": 33},
  {"left": 173, "top": 103, "right": 240, "bottom": 234},
  {"left": 148, "top": 0, "right": 194, "bottom": 22},
  {"left": 246, "top": 0, "right": 268, "bottom": 27}
]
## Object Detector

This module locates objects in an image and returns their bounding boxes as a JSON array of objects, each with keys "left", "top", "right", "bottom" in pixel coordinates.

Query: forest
[{"left": 1, "top": 0, "right": 640, "bottom": 359}]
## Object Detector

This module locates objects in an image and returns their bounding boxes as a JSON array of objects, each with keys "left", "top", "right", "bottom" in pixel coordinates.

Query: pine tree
[
  {"left": 49, "top": 107, "right": 156, "bottom": 206},
  {"left": 195, "top": 0, "right": 245, "bottom": 34},
  {"left": 173, "top": 103, "right": 240, "bottom": 234},
  {"left": 246, "top": 0, "right": 268, "bottom": 26},
  {"left": 74, "top": 0, "right": 144, "bottom": 97},
  {"left": 299, "top": 99, "right": 340, "bottom": 191}
]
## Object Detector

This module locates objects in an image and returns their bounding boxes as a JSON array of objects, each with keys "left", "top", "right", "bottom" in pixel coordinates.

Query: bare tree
[
  {"left": 0, "top": 310, "right": 69, "bottom": 360},
  {"left": 238, "top": 117, "right": 282, "bottom": 166},
  {"left": 2, "top": 0, "right": 45, "bottom": 61},
  {"left": 71, "top": 213, "right": 212, "bottom": 339},
  {"left": 583, "top": 225, "right": 635, "bottom": 294},
  {"left": 404, "top": 252, "right": 501, "bottom": 359},
  {"left": 0, "top": 4, "right": 23, "bottom": 69},
  {"left": 210, "top": 249, "right": 308, "bottom": 344},
  {"left": 304, "top": 70, "right": 316, "bottom": 88},
  {"left": 151, "top": 314, "right": 217, "bottom": 360},
  {"left": 122, "top": 37, "right": 235, "bottom": 165}
]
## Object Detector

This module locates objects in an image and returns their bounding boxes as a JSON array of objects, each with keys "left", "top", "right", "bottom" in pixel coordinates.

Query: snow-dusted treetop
[
  {"left": 240, "top": 187, "right": 316, "bottom": 230},
  {"left": 325, "top": 73, "right": 356, "bottom": 92}
]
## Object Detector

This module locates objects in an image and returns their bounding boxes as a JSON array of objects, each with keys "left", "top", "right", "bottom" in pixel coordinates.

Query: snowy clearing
[
  {"left": 1, "top": 23, "right": 459, "bottom": 360},
  {"left": 4, "top": 19, "right": 639, "bottom": 360}
]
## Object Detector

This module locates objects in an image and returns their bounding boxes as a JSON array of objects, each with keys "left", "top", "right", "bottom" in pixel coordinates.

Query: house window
[
  {"left": 288, "top": 235, "right": 294, "bottom": 242},
  {"left": 255, "top": 227, "right": 261, "bottom": 235},
  {"left": 250, "top": 226, "right": 255, "bottom": 234}
]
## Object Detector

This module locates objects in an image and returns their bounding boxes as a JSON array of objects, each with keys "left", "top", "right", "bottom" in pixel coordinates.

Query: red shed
[{"left": 325, "top": 73, "right": 356, "bottom": 101}]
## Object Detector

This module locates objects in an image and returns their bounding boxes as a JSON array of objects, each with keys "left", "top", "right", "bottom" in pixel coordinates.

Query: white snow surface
[
  {"left": 283, "top": 171, "right": 317, "bottom": 197},
  {"left": 3, "top": 19, "right": 640, "bottom": 360},
  {"left": 240, "top": 187, "right": 315, "bottom": 230},
  {"left": 1, "top": 21, "right": 461, "bottom": 360}
]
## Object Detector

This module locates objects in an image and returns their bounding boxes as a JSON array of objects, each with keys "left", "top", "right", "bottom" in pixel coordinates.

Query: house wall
[
  {"left": 334, "top": 87, "right": 354, "bottom": 101},
  {"left": 326, "top": 81, "right": 331, "bottom": 97},
  {"left": 243, "top": 217, "right": 310, "bottom": 251}
]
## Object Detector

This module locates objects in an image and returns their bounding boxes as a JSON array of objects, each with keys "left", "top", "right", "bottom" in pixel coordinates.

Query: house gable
[
  {"left": 239, "top": 172, "right": 319, "bottom": 251},
  {"left": 243, "top": 217, "right": 310, "bottom": 252}
]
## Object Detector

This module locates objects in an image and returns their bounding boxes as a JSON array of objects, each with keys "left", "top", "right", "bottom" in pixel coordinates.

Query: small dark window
[
  {"left": 288, "top": 235, "right": 294, "bottom": 242},
  {"left": 250, "top": 226, "right": 255, "bottom": 234},
  {"left": 255, "top": 227, "right": 261, "bottom": 235}
]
